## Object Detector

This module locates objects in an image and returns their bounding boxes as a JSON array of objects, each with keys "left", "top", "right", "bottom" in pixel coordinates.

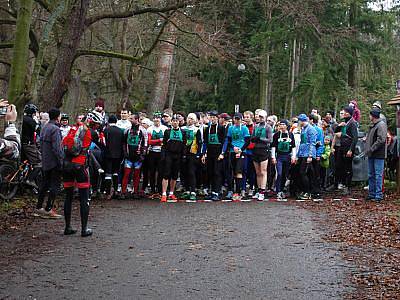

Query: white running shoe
[
  {"left": 248, "top": 189, "right": 254, "bottom": 197},
  {"left": 257, "top": 193, "right": 265, "bottom": 201},
  {"left": 252, "top": 192, "right": 259, "bottom": 200}
]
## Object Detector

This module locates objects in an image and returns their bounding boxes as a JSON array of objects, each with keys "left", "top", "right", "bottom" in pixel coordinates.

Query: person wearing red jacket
[
  {"left": 62, "top": 114, "right": 93, "bottom": 237},
  {"left": 349, "top": 100, "right": 361, "bottom": 124}
]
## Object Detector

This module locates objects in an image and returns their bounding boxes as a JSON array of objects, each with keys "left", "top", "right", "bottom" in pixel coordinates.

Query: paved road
[{"left": 0, "top": 200, "right": 353, "bottom": 299}]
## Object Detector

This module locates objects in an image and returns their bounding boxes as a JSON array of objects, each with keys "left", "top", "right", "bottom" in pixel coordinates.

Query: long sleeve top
[{"left": 297, "top": 123, "right": 317, "bottom": 158}]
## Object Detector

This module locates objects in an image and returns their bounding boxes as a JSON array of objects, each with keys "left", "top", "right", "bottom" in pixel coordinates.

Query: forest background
[{"left": 1, "top": 0, "right": 400, "bottom": 131}]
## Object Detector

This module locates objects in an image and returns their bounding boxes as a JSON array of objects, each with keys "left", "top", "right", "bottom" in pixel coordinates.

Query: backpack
[{"left": 63, "top": 126, "right": 87, "bottom": 157}]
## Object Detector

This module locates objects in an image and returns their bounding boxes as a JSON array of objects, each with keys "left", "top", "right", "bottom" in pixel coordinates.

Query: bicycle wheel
[{"left": 0, "top": 164, "right": 18, "bottom": 200}]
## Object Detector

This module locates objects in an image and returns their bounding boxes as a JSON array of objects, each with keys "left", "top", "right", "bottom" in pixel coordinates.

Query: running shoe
[
  {"left": 41, "top": 209, "right": 62, "bottom": 219},
  {"left": 252, "top": 192, "right": 259, "bottom": 200},
  {"left": 248, "top": 189, "right": 254, "bottom": 197},
  {"left": 180, "top": 192, "right": 191, "bottom": 200},
  {"left": 149, "top": 193, "right": 160, "bottom": 199},
  {"left": 211, "top": 192, "right": 220, "bottom": 201},
  {"left": 186, "top": 193, "right": 197, "bottom": 203},
  {"left": 33, "top": 208, "right": 46, "bottom": 217},
  {"left": 297, "top": 193, "right": 311, "bottom": 201},
  {"left": 232, "top": 193, "right": 242, "bottom": 201},
  {"left": 160, "top": 195, "right": 167, "bottom": 202},
  {"left": 226, "top": 191, "right": 233, "bottom": 200},
  {"left": 257, "top": 193, "right": 265, "bottom": 201},
  {"left": 167, "top": 194, "right": 178, "bottom": 203},
  {"left": 276, "top": 192, "right": 287, "bottom": 202}
]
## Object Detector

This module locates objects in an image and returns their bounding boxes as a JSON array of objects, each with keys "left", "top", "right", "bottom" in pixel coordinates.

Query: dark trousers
[
  {"left": 312, "top": 159, "right": 322, "bottom": 194},
  {"left": 142, "top": 155, "right": 150, "bottom": 191},
  {"left": 148, "top": 151, "right": 163, "bottom": 193},
  {"left": 207, "top": 155, "right": 224, "bottom": 194},
  {"left": 104, "top": 157, "right": 122, "bottom": 195},
  {"left": 335, "top": 149, "right": 353, "bottom": 187},
  {"left": 276, "top": 154, "right": 290, "bottom": 193},
  {"left": 242, "top": 153, "right": 256, "bottom": 191},
  {"left": 37, "top": 167, "right": 61, "bottom": 211},
  {"left": 298, "top": 157, "right": 315, "bottom": 194},
  {"left": 267, "top": 158, "right": 276, "bottom": 190},
  {"left": 64, "top": 187, "right": 90, "bottom": 230},
  {"left": 184, "top": 155, "right": 198, "bottom": 192}
]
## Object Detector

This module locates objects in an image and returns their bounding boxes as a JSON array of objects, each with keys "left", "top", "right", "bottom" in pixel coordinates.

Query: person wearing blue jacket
[
  {"left": 310, "top": 114, "right": 324, "bottom": 198},
  {"left": 221, "top": 113, "right": 250, "bottom": 201},
  {"left": 296, "top": 114, "right": 317, "bottom": 200}
]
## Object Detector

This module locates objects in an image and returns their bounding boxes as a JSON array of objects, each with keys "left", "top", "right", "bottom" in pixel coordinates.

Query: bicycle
[{"left": 0, "top": 159, "right": 42, "bottom": 201}]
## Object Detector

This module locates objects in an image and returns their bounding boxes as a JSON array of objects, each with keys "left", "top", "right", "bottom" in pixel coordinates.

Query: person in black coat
[{"left": 103, "top": 115, "right": 125, "bottom": 199}]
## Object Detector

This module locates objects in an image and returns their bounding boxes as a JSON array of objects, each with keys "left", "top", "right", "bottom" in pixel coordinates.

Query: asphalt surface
[{"left": 0, "top": 199, "right": 353, "bottom": 299}]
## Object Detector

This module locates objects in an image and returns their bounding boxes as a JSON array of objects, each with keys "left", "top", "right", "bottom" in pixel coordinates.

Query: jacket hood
[{"left": 350, "top": 100, "right": 358, "bottom": 107}]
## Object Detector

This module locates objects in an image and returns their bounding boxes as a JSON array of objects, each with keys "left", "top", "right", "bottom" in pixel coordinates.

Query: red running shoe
[{"left": 168, "top": 194, "right": 178, "bottom": 202}]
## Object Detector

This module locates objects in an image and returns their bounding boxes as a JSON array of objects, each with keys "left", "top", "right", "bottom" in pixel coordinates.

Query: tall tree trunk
[
  {"left": 284, "top": 44, "right": 292, "bottom": 118},
  {"left": 31, "top": 0, "right": 65, "bottom": 102},
  {"left": 260, "top": 4, "right": 272, "bottom": 114},
  {"left": 39, "top": 0, "right": 90, "bottom": 110},
  {"left": 348, "top": 1, "right": 358, "bottom": 89},
  {"left": 289, "top": 38, "right": 297, "bottom": 117},
  {"left": 0, "top": 0, "right": 11, "bottom": 96},
  {"left": 268, "top": 80, "right": 273, "bottom": 113},
  {"left": 148, "top": 21, "right": 177, "bottom": 113},
  {"left": 7, "top": 0, "right": 33, "bottom": 106},
  {"left": 259, "top": 54, "right": 270, "bottom": 114}
]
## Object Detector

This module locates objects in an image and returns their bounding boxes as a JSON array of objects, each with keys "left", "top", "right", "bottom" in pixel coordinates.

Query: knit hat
[
  {"left": 370, "top": 108, "right": 380, "bottom": 119},
  {"left": 208, "top": 110, "right": 219, "bottom": 117},
  {"left": 233, "top": 112, "right": 243, "bottom": 119},
  {"left": 372, "top": 101, "right": 382, "bottom": 109},
  {"left": 297, "top": 114, "right": 308, "bottom": 122},
  {"left": 279, "top": 119, "right": 289, "bottom": 128},
  {"left": 343, "top": 106, "right": 354, "bottom": 116},
  {"left": 219, "top": 113, "right": 231, "bottom": 120}
]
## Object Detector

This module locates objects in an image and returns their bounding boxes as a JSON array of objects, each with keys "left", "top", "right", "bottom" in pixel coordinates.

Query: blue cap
[{"left": 298, "top": 114, "right": 308, "bottom": 122}]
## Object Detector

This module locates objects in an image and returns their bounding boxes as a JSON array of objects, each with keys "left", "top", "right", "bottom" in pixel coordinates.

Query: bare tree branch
[
  {"left": 85, "top": 2, "right": 187, "bottom": 27},
  {"left": 75, "top": 49, "right": 143, "bottom": 62},
  {"left": 156, "top": 13, "right": 228, "bottom": 59},
  {"left": 75, "top": 17, "right": 170, "bottom": 63},
  {"left": 158, "top": 39, "right": 199, "bottom": 58}
]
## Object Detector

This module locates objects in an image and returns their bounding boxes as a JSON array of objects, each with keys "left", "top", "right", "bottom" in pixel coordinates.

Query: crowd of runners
[{"left": 0, "top": 97, "right": 393, "bottom": 236}]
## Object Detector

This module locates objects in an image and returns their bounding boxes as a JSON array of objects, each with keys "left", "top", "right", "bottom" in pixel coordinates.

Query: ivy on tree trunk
[{"left": 7, "top": 0, "right": 33, "bottom": 106}]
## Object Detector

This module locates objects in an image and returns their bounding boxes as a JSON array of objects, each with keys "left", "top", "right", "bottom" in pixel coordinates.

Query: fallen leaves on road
[{"left": 296, "top": 190, "right": 400, "bottom": 299}]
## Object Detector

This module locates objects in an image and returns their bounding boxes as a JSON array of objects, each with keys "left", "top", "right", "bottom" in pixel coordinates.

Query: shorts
[
  {"left": 230, "top": 153, "right": 245, "bottom": 175},
  {"left": 63, "top": 162, "right": 90, "bottom": 189},
  {"left": 22, "top": 144, "right": 41, "bottom": 165},
  {"left": 163, "top": 152, "right": 181, "bottom": 180},
  {"left": 252, "top": 147, "right": 270, "bottom": 163}
]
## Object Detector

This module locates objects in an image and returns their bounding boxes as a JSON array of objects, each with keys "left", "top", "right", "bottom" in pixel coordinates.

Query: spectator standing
[
  {"left": 34, "top": 108, "right": 63, "bottom": 219},
  {"left": 103, "top": 115, "right": 125, "bottom": 199},
  {"left": 365, "top": 108, "right": 387, "bottom": 202}
]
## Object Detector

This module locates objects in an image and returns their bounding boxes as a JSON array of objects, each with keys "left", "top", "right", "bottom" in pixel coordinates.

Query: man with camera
[{"left": 0, "top": 99, "right": 20, "bottom": 161}]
